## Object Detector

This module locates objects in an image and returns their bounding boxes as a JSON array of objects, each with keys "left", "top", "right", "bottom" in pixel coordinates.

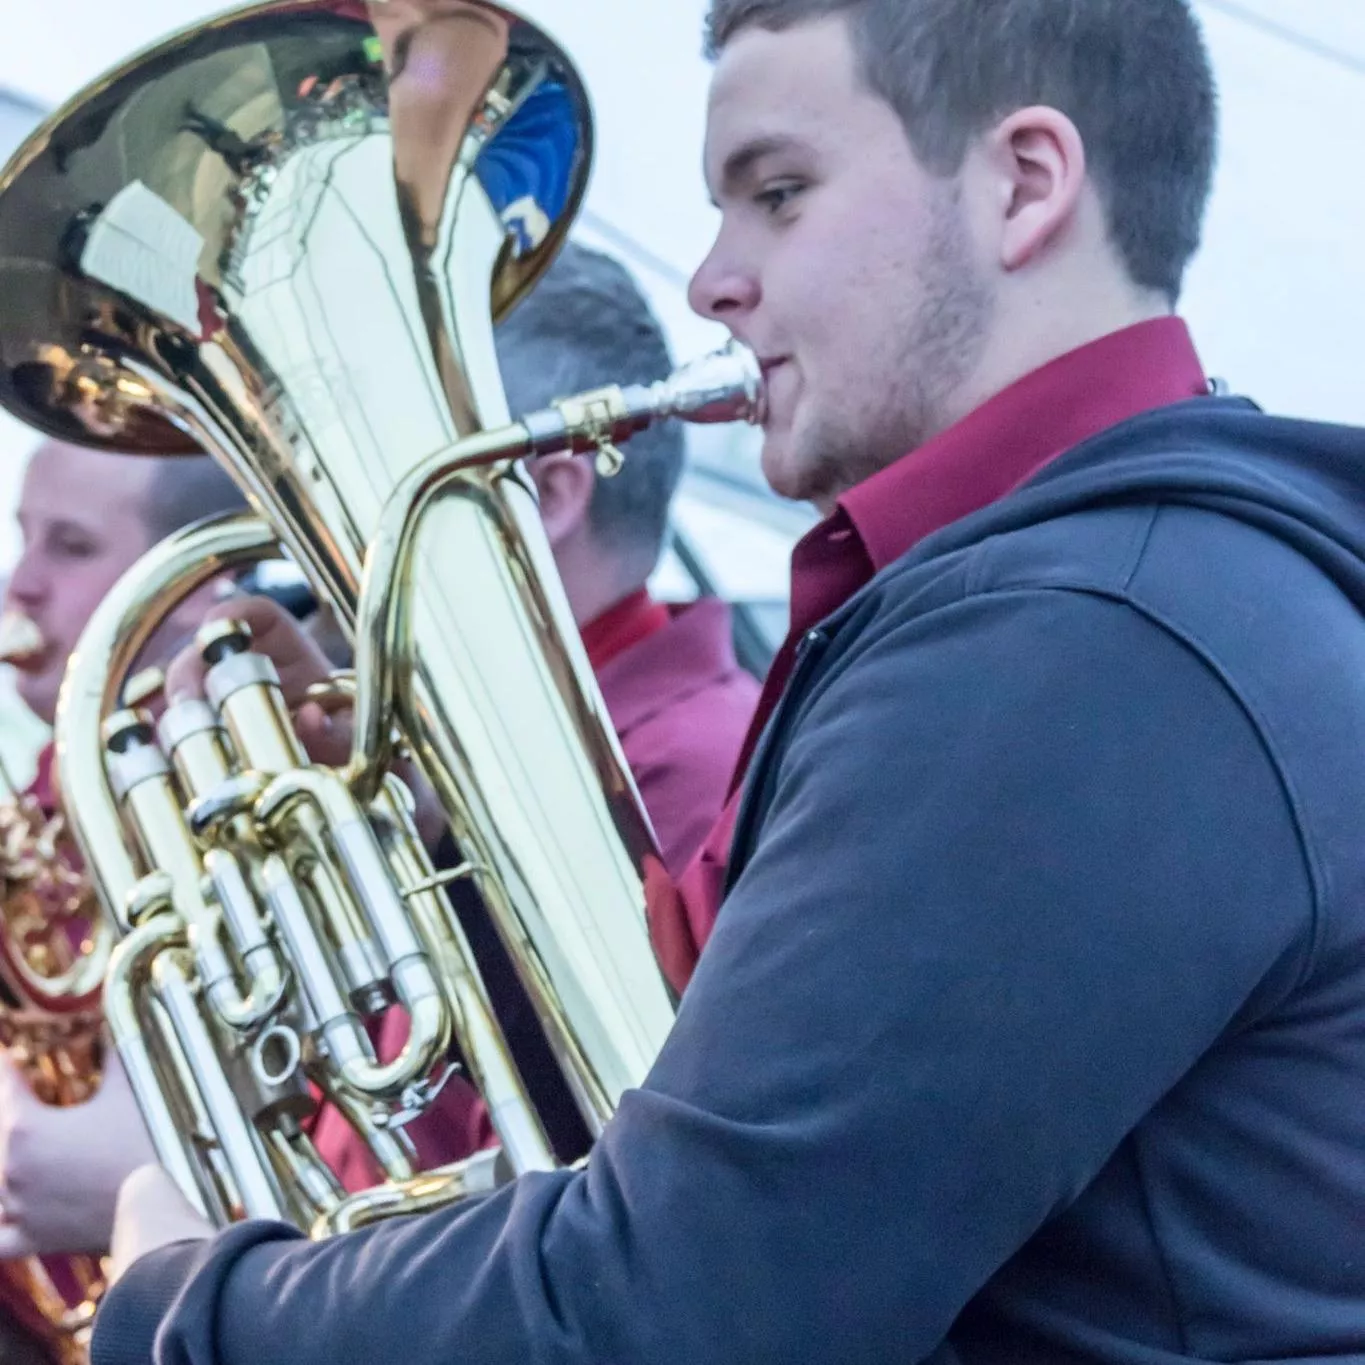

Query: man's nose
[
  {"left": 4, "top": 550, "right": 46, "bottom": 609},
  {"left": 688, "top": 236, "right": 760, "bottom": 325}
]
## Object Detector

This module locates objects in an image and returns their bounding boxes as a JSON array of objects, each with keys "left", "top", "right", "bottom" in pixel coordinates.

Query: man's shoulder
[
  {"left": 617, "top": 658, "right": 757, "bottom": 777},
  {"left": 817, "top": 488, "right": 1365, "bottom": 941},
  {"left": 844, "top": 490, "right": 1365, "bottom": 739},
  {"left": 858, "top": 427, "right": 1365, "bottom": 666},
  {"left": 598, "top": 599, "right": 758, "bottom": 875},
  {"left": 860, "top": 395, "right": 1365, "bottom": 623},
  {"left": 618, "top": 667, "right": 754, "bottom": 877},
  {"left": 599, "top": 599, "right": 759, "bottom": 741},
  {"left": 959, "top": 492, "right": 1365, "bottom": 691}
]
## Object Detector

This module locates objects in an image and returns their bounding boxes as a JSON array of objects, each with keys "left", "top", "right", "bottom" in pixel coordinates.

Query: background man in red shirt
[{"left": 0, "top": 441, "right": 244, "bottom": 1357}]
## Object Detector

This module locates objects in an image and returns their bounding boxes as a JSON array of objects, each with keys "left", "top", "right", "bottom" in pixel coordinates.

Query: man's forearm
[{"left": 93, "top": 1227, "right": 298, "bottom": 1365}]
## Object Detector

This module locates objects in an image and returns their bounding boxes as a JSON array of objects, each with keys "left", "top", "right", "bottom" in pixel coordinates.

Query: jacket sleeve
[{"left": 90, "top": 587, "right": 1316, "bottom": 1365}]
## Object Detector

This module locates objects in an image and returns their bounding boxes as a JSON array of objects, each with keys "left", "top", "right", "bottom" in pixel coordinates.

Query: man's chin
[
  {"left": 760, "top": 437, "right": 835, "bottom": 511},
  {"left": 13, "top": 673, "right": 57, "bottom": 729}
]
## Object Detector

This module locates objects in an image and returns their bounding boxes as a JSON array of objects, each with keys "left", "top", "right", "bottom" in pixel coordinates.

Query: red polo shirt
[
  {"left": 591, "top": 592, "right": 760, "bottom": 876},
  {"left": 313, "top": 591, "right": 759, "bottom": 1191},
  {"left": 648, "top": 317, "right": 1210, "bottom": 993}
]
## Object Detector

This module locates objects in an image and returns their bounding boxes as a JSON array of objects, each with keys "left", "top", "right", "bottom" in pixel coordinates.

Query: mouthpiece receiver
[{"left": 518, "top": 340, "right": 768, "bottom": 470}]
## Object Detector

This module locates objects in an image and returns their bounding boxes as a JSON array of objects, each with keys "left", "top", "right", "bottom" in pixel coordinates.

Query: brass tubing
[
  {"left": 373, "top": 783, "right": 555, "bottom": 1175},
  {"left": 55, "top": 514, "right": 279, "bottom": 933},
  {"left": 258, "top": 768, "right": 451, "bottom": 1101},
  {"left": 103, "top": 915, "right": 208, "bottom": 1214}
]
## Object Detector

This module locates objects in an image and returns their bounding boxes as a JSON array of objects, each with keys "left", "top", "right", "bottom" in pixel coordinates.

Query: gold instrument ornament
[
  {"left": 0, "top": 749, "right": 108, "bottom": 1365},
  {"left": 0, "top": 0, "right": 764, "bottom": 1240}
]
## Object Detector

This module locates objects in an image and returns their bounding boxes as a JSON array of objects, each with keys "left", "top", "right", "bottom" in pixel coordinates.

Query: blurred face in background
[{"left": 3, "top": 442, "right": 156, "bottom": 726}]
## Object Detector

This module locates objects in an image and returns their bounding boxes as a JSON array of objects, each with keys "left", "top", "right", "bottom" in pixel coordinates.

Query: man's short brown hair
[
  {"left": 140, "top": 454, "right": 248, "bottom": 543},
  {"left": 495, "top": 242, "right": 683, "bottom": 573},
  {"left": 704, "top": 0, "right": 1217, "bottom": 303}
]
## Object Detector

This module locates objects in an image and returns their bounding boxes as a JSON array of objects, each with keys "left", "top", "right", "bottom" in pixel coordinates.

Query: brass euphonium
[{"left": 0, "top": 0, "right": 762, "bottom": 1235}]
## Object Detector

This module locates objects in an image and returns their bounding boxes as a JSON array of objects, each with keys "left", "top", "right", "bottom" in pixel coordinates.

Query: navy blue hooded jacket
[{"left": 93, "top": 396, "right": 1365, "bottom": 1364}]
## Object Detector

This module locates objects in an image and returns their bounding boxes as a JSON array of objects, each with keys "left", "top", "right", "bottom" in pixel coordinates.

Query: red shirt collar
[
  {"left": 843, "top": 316, "right": 1208, "bottom": 574},
  {"left": 785, "top": 317, "right": 1208, "bottom": 640},
  {"left": 26, "top": 742, "right": 58, "bottom": 813},
  {"left": 580, "top": 589, "right": 671, "bottom": 672}
]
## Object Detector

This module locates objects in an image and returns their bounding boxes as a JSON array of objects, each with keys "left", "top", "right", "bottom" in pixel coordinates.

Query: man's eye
[
  {"left": 52, "top": 534, "right": 96, "bottom": 559},
  {"left": 755, "top": 181, "right": 804, "bottom": 215}
]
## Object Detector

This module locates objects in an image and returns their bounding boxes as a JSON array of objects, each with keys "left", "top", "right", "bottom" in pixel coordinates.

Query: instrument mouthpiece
[{"left": 629, "top": 340, "right": 767, "bottom": 428}]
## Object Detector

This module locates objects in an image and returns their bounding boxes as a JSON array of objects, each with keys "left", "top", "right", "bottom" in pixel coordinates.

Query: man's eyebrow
[
  {"left": 46, "top": 516, "right": 94, "bottom": 537},
  {"left": 711, "top": 134, "right": 806, "bottom": 201}
]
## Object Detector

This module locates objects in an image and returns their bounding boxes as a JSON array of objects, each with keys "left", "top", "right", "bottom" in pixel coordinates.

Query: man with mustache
[{"left": 0, "top": 441, "right": 244, "bottom": 1363}]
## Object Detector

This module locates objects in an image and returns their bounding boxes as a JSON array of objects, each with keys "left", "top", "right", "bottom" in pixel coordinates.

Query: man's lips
[
  {"left": 755, "top": 358, "right": 791, "bottom": 426},
  {"left": 4, "top": 647, "right": 47, "bottom": 674}
]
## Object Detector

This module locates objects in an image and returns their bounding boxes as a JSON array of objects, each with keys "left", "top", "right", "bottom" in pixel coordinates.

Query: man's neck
[
  {"left": 554, "top": 537, "right": 651, "bottom": 629},
  {"left": 810, "top": 296, "right": 1185, "bottom": 521},
  {"left": 939, "top": 291, "right": 1175, "bottom": 449},
  {"left": 572, "top": 579, "right": 653, "bottom": 632}
]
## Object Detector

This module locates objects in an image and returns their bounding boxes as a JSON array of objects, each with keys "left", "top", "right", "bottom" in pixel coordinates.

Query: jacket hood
[{"left": 925, "top": 396, "right": 1365, "bottom": 610}]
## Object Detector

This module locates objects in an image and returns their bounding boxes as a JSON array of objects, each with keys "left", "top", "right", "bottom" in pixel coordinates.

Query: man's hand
[
  {"left": 165, "top": 595, "right": 345, "bottom": 764},
  {"left": 108, "top": 1165, "right": 213, "bottom": 1285},
  {"left": 0, "top": 1051, "right": 158, "bottom": 1257}
]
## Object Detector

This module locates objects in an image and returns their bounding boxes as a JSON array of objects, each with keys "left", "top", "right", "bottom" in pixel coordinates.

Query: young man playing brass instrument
[{"left": 96, "top": 0, "right": 1365, "bottom": 1361}]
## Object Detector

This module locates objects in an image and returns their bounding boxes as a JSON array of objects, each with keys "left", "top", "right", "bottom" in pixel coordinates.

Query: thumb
[{"left": 110, "top": 1164, "right": 210, "bottom": 1284}]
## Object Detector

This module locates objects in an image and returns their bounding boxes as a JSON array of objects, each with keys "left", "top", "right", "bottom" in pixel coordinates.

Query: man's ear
[
  {"left": 529, "top": 454, "right": 597, "bottom": 550},
  {"left": 981, "top": 105, "right": 1087, "bottom": 272}
]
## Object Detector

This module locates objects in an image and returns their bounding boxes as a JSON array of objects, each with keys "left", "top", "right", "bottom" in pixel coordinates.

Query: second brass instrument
[
  {"left": 0, "top": 754, "right": 106, "bottom": 1365},
  {"left": 0, "top": 625, "right": 112, "bottom": 1365},
  {"left": 0, "top": 0, "right": 763, "bottom": 1235}
]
